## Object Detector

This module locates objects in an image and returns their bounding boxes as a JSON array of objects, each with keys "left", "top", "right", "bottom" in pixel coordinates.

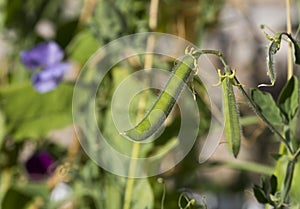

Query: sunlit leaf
[
  {"left": 67, "top": 29, "right": 100, "bottom": 64},
  {"left": 251, "top": 89, "right": 283, "bottom": 127},
  {"left": 131, "top": 179, "right": 154, "bottom": 209},
  {"left": 0, "top": 82, "right": 73, "bottom": 140}
]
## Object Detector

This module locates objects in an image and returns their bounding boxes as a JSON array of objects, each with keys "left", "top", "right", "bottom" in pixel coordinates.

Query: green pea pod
[
  {"left": 122, "top": 54, "right": 195, "bottom": 141},
  {"left": 220, "top": 70, "right": 241, "bottom": 157}
]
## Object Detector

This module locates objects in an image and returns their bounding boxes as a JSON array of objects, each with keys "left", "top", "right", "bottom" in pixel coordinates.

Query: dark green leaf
[
  {"left": 270, "top": 175, "right": 278, "bottom": 195},
  {"left": 4, "top": 0, "right": 50, "bottom": 37},
  {"left": 0, "top": 82, "right": 73, "bottom": 140},
  {"left": 271, "top": 153, "right": 283, "bottom": 161},
  {"left": 261, "top": 177, "right": 268, "bottom": 194},
  {"left": 287, "top": 35, "right": 300, "bottom": 65},
  {"left": 251, "top": 89, "right": 284, "bottom": 127},
  {"left": 277, "top": 76, "right": 299, "bottom": 123},
  {"left": 2, "top": 187, "right": 32, "bottom": 209},
  {"left": 253, "top": 185, "right": 268, "bottom": 204},
  {"left": 293, "top": 42, "right": 300, "bottom": 65},
  {"left": 56, "top": 19, "right": 79, "bottom": 48}
]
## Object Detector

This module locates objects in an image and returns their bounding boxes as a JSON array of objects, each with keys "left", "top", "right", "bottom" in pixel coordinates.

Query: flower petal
[
  {"left": 32, "top": 62, "right": 70, "bottom": 93},
  {"left": 21, "top": 41, "right": 64, "bottom": 70},
  {"left": 50, "top": 183, "right": 73, "bottom": 202},
  {"left": 25, "top": 150, "right": 55, "bottom": 180}
]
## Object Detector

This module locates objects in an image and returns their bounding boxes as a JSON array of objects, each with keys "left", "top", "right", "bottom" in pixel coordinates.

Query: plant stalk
[
  {"left": 286, "top": 0, "right": 293, "bottom": 80},
  {"left": 122, "top": 1, "right": 159, "bottom": 209}
]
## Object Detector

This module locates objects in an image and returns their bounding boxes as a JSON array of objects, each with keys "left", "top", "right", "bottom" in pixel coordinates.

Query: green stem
[
  {"left": 280, "top": 159, "right": 296, "bottom": 207},
  {"left": 234, "top": 78, "right": 293, "bottom": 155},
  {"left": 286, "top": 0, "right": 293, "bottom": 80},
  {"left": 216, "top": 159, "right": 274, "bottom": 175},
  {"left": 122, "top": 143, "right": 141, "bottom": 209},
  {"left": 123, "top": 1, "right": 159, "bottom": 207},
  {"left": 274, "top": 3, "right": 296, "bottom": 208}
]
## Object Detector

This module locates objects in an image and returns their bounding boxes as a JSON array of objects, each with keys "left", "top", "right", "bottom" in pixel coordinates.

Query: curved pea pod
[
  {"left": 121, "top": 54, "right": 195, "bottom": 142},
  {"left": 219, "top": 70, "right": 241, "bottom": 157}
]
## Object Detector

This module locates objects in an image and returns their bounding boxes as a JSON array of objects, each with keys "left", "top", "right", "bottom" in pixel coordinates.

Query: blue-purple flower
[
  {"left": 21, "top": 41, "right": 70, "bottom": 93},
  {"left": 32, "top": 62, "right": 70, "bottom": 93}
]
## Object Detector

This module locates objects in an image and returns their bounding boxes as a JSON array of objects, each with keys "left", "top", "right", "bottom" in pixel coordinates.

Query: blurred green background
[{"left": 0, "top": 0, "right": 299, "bottom": 208}]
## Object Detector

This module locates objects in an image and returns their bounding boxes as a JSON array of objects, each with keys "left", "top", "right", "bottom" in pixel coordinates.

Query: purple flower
[
  {"left": 32, "top": 62, "right": 70, "bottom": 93},
  {"left": 25, "top": 150, "right": 55, "bottom": 181},
  {"left": 20, "top": 41, "right": 70, "bottom": 93},
  {"left": 21, "top": 41, "right": 64, "bottom": 70}
]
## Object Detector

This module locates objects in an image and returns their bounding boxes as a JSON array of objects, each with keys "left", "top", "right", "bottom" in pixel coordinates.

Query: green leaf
[
  {"left": 56, "top": 19, "right": 79, "bottom": 48},
  {"left": 131, "top": 179, "right": 154, "bottom": 209},
  {"left": 253, "top": 185, "right": 268, "bottom": 204},
  {"left": 251, "top": 89, "right": 284, "bottom": 127},
  {"left": 270, "top": 175, "right": 278, "bottom": 195},
  {"left": 271, "top": 153, "right": 283, "bottom": 161},
  {"left": 67, "top": 29, "right": 100, "bottom": 65},
  {"left": 4, "top": 0, "right": 50, "bottom": 37},
  {"left": 293, "top": 42, "right": 300, "bottom": 65},
  {"left": 261, "top": 177, "right": 268, "bottom": 194},
  {"left": 2, "top": 187, "right": 32, "bottom": 209},
  {"left": 104, "top": 174, "right": 124, "bottom": 209},
  {"left": 103, "top": 176, "right": 153, "bottom": 209},
  {"left": 0, "top": 82, "right": 73, "bottom": 140},
  {"left": 277, "top": 76, "right": 299, "bottom": 123},
  {"left": 287, "top": 35, "right": 300, "bottom": 65}
]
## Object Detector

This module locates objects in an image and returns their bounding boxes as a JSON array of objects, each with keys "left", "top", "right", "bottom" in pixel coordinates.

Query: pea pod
[
  {"left": 217, "top": 69, "right": 241, "bottom": 157},
  {"left": 122, "top": 53, "right": 196, "bottom": 141}
]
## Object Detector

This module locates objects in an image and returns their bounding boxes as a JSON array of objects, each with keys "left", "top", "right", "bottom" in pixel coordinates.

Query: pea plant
[
  {"left": 123, "top": 32, "right": 300, "bottom": 208},
  {"left": 0, "top": 0, "right": 300, "bottom": 209}
]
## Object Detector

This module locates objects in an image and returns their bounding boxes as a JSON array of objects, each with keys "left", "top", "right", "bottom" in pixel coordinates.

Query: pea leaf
[
  {"left": 270, "top": 175, "right": 278, "bottom": 195},
  {"left": 0, "top": 82, "right": 73, "bottom": 140},
  {"left": 293, "top": 42, "right": 300, "bottom": 65},
  {"left": 277, "top": 76, "right": 299, "bottom": 123},
  {"left": 67, "top": 29, "right": 100, "bottom": 65},
  {"left": 2, "top": 187, "right": 32, "bottom": 209},
  {"left": 253, "top": 185, "right": 268, "bottom": 204},
  {"left": 251, "top": 89, "right": 283, "bottom": 127},
  {"left": 287, "top": 35, "right": 300, "bottom": 65},
  {"left": 131, "top": 179, "right": 154, "bottom": 209}
]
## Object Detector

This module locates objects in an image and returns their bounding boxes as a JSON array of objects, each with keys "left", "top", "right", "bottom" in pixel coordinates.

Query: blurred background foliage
[{"left": 0, "top": 0, "right": 299, "bottom": 208}]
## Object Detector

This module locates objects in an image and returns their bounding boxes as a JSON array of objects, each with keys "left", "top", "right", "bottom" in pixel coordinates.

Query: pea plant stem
[
  {"left": 275, "top": 2, "right": 297, "bottom": 208},
  {"left": 122, "top": 1, "right": 160, "bottom": 208},
  {"left": 286, "top": 0, "right": 293, "bottom": 80}
]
